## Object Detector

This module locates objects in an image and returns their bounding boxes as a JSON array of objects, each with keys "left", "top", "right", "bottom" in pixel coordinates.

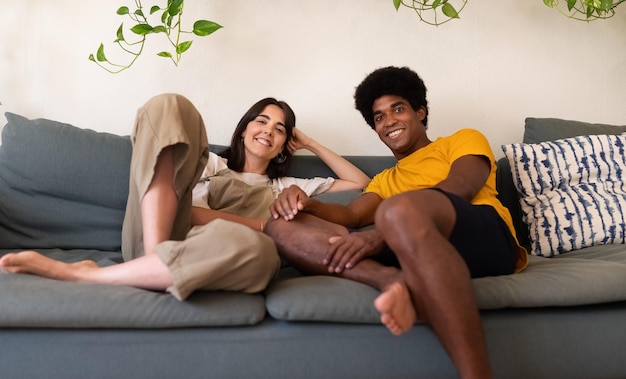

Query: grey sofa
[{"left": 1, "top": 112, "right": 626, "bottom": 379}]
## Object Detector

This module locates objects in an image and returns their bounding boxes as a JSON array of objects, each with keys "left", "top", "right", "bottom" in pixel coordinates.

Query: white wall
[{"left": 1, "top": 0, "right": 625, "bottom": 157}]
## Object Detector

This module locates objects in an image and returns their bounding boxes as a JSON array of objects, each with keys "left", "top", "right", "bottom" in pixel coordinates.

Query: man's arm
[
  {"left": 435, "top": 154, "right": 491, "bottom": 202},
  {"left": 269, "top": 185, "right": 382, "bottom": 228}
]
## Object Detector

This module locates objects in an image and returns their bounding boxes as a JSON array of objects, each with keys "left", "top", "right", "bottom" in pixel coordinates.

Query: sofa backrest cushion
[
  {"left": 0, "top": 113, "right": 131, "bottom": 251},
  {"left": 524, "top": 117, "right": 626, "bottom": 144}
]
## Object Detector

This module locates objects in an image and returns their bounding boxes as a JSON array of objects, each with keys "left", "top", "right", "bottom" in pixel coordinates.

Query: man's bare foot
[
  {"left": 0, "top": 251, "right": 98, "bottom": 281},
  {"left": 374, "top": 281, "right": 417, "bottom": 335}
]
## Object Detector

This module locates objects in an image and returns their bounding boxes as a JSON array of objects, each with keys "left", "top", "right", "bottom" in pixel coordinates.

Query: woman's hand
[
  {"left": 269, "top": 185, "right": 313, "bottom": 221},
  {"left": 287, "top": 128, "right": 313, "bottom": 154}
]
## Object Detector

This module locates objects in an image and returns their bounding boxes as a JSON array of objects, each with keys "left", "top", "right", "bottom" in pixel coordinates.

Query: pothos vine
[
  {"left": 89, "top": 0, "right": 221, "bottom": 73},
  {"left": 89, "top": 0, "right": 623, "bottom": 74},
  {"left": 393, "top": 0, "right": 625, "bottom": 26}
]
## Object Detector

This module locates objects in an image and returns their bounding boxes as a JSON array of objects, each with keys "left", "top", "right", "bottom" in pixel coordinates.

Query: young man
[{"left": 265, "top": 66, "right": 528, "bottom": 379}]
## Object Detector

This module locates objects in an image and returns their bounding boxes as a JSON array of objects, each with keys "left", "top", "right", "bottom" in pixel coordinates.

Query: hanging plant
[
  {"left": 543, "top": 0, "right": 626, "bottom": 20},
  {"left": 393, "top": 0, "right": 624, "bottom": 25},
  {"left": 89, "top": 0, "right": 222, "bottom": 74},
  {"left": 392, "top": 0, "right": 467, "bottom": 26}
]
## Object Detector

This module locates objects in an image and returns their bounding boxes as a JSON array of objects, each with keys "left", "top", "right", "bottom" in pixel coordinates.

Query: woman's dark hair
[
  {"left": 219, "top": 97, "right": 296, "bottom": 179},
  {"left": 354, "top": 66, "right": 429, "bottom": 129}
]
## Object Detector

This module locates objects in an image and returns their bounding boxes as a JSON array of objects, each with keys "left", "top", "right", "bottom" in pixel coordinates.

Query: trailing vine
[
  {"left": 89, "top": 0, "right": 222, "bottom": 73},
  {"left": 543, "top": 0, "right": 626, "bottom": 21},
  {"left": 393, "top": 0, "right": 466, "bottom": 26},
  {"left": 393, "top": 0, "right": 625, "bottom": 25}
]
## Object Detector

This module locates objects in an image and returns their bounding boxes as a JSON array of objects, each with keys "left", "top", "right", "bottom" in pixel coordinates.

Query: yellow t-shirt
[{"left": 366, "top": 128, "right": 528, "bottom": 273}]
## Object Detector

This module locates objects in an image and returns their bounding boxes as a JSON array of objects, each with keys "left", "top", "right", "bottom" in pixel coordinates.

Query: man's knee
[{"left": 375, "top": 193, "right": 420, "bottom": 226}]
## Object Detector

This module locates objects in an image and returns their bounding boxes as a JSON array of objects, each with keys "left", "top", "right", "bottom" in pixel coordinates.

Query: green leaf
[
  {"left": 433, "top": 0, "right": 441, "bottom": 9},
  {"left": 168, "top": 0, "right": 184, "bottom": 16},
  {"left": 393, "top": 0, "right": 402, "bottom": 11},
  {"left": 135, "top": 9, "right": 145, "bottom": 18},
  {"left": 176, "top": 40, "right": 193, "bottom": 54},
  {"left": 566, "top": 0, "right": 577, "bottom": 11},
  {"left": 116, "top": 6, "right": 129, "bottom": 15},
  {"left": 114, "top": 23, "right": 125, "bottom": 42},
  {"left": 193, "top": 20, "right": 223, "bottom": 36},
  {"left": 88, "top": 54, "right": 95, "bottom": 62},
  {"left": 543, "top": 0, "right": 558, "bottom": 7},
  {"left": 441, "top": 2, "right": 460, "bottom": 18},
  {"left": 130, "top": 23, "right": 154, "bottom": 35},
  {"left": 96, "top": 43, "right": 107, "bottom": 62},
  {"left": 152, "top": 26, "right": 167, "bottom": 33},
  {"left": 150, "top": 6, "right": 161, "bottom": 15},
  {"left": 157, "top": 51, "right": 173, "bottom": 58}
]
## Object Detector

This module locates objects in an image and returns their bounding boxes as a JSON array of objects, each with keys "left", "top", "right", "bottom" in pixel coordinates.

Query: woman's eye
[{"left": 276, "top": 128, "right": 285, "bottom": 134}]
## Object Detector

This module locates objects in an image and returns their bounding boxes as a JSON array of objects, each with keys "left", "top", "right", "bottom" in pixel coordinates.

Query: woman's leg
[
  {"left": 0, "top": 251, "right": 172, "bottom": 289},
  {"left": 122, "top": 93, "right": 209, "bottom": 261},
  {"left": 1, "top": 94, "right": 209, "bottom": 294}
]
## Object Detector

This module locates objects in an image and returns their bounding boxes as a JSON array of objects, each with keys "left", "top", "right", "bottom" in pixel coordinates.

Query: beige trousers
[{"left": 121, "top": 93, "right": 280, "bottom": 300}]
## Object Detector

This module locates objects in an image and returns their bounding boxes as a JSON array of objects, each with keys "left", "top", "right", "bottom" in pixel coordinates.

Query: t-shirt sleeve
[
  {"left": 365, "top": 171, "right": 385, "bottom": 196},
  {"left": 448, "top": 129, "right": 495, "bottom": 164}
]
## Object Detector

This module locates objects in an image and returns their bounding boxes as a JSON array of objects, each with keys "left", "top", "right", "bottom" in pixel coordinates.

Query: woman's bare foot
[
  {"left": 374, "top": 281, "right": 417, "bottom": 335},
  {"left": 0, "top": 251, "right": 98, "bottom": 282}
]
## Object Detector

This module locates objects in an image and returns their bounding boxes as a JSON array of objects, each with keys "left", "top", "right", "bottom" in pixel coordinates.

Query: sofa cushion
[
  {"left": 266, "top": 245, "right": 626, "bottom": 323},
  {"left": 502, "top": 134, "right": 626, "bottom": 256},
  {"left": 524, "top": 117, "right": 626, "bottom": 144},
  {"left": 0, "top": 113, "right": 131, "bottom": 251},
  {"left": 0, "top": 248, "right": 268, "bottom": 328}
]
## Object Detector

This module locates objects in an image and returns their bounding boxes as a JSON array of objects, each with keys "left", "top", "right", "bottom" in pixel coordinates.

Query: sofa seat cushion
[
  {"left": 0, "top": 249, "right": 267, "bottom": 328},
  {"left": 266, "top": 246, "right": 626, "bottom": 323}
]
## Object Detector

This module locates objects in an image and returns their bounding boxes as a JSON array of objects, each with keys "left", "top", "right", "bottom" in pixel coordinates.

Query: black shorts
[{"left": 374, "top": 188, "right": 518, "bottom": 278}]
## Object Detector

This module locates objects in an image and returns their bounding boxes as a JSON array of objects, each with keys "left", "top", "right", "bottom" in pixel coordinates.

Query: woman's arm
[
  {"left": 191, "top": 207, "right": 268, "bottom": 232},
  {"left": 289, "top": 129, "right": 370, "bottom": 192}
]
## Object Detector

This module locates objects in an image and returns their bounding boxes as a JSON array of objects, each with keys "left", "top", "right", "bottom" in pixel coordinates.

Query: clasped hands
[{"left": 269, "top": 185, "right": 383, "bottom": 273}]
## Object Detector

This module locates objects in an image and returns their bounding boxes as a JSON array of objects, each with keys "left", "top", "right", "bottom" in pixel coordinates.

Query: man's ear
[{"left": 416, "top": 106, "right": 427, "bottom": 121}]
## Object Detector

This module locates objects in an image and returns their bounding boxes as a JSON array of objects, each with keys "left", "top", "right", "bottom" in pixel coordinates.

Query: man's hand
[
  {"left": 324, "top": 229, "right": 385, "bottom": 273},
  {"left": 269, "top": 185, "right": 312, "bottom": 221}
]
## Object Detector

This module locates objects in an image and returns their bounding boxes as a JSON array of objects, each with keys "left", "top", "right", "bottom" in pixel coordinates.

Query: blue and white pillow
[{"left": 502, "top": 134, "right": 626, "bottom": 256}]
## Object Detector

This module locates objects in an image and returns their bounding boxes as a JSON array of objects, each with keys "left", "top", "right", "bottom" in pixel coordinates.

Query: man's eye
[{"left": 395, "top": 107, "right": 404, "bottom": 113}]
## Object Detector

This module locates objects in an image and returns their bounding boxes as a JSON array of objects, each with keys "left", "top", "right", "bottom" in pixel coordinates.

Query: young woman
[{"left": 0, "top": 93, "right": 370, "bottom": 300}]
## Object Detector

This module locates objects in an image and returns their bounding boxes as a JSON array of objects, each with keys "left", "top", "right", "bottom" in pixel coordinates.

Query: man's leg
[
  {"left": 264, "top": 213, "right": 404, "bottom": 295},
  {"left": 374, "top": 189, "right": 492, "bottom": 379}
]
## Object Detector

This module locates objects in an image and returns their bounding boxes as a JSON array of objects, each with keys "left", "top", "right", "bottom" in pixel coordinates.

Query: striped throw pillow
[{"left": 502, "top": 134, "right": 626, "bottom": 256}]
